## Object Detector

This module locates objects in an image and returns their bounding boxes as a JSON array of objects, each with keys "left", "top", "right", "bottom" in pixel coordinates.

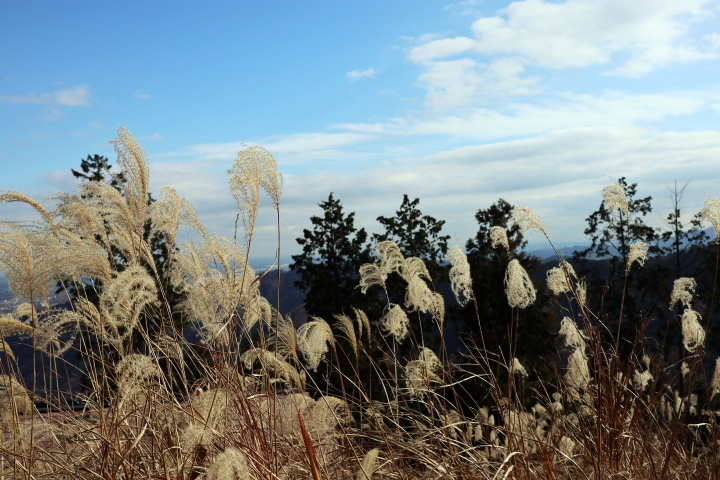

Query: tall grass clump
[{"left": 0, "top": 127, "right": 718, "bottom": 479}]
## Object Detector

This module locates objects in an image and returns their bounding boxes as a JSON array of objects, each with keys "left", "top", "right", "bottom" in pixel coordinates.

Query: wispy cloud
[
  {"left": 135, "top": 90, "right": 151, "bottom": 99},
  {"left": 346, "top": 68, "right": 377, "bottom": 80},
  {"left": 0, "top": 85, "right": 90, "bottom": 106},
  {"left": 185, "top": 132, "right": 375, "bottom": 164},
  {"left": 41, "top": 108, "right": 65, "bottom": 122}
]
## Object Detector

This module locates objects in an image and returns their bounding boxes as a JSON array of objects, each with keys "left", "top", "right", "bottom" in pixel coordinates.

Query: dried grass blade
[{"left": 297, "top": 410, "right": 322, "bottom": 480}]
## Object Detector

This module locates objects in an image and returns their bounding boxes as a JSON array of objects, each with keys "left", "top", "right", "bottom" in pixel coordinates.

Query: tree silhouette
[{"left": 290, "top": 193, "right": 373, "bottom": 321}]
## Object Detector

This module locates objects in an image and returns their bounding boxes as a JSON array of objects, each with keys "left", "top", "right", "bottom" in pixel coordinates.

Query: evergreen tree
[
  {"left": 573, "top": 178, "right": 666, "bottom": 356},
  {"left": 372, "top": 195, "right": 451, "bottom": 353},
  {"left": 373, "top": 194, "right": 450, "bottom": 268},
  {"left": 460, "top": 199, "right": 557, "bottom": 385},
  {"left": 290, "top": 193, "right": 373, "bottom": 320}
]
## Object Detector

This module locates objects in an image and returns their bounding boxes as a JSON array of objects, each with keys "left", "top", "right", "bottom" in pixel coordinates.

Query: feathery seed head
[
  {"left": 374, "top": 240, "right": 405, "bottom": 275},
  {"left": 512, "top": 205, "right": 549, "bottom": 237},
  {"left": 602, "top": 181, "right": 629, "bottom": 216},
  {"left": 228, "top": 145, "right": 283, "bottom": 238},
  {"left": 633, "top": 369, "right": 654, "bottom": 391},
  {"left": 379, "top": 304, "right": 409, "bottom": 343},
  {"left": 207, "top": 447, "right": 251, "bottom": 480},
  {"left": 445, "top": 244, "right": 473, "bottom": 306},
  {"left": 334, "top": 313, "right": 358, "bottom": 357},
  {"left": 565, "top": 347, "right": 591, "bottom": 390},
  {"left": 239, "top": 348, "right": 302, "bottom": 388},
  {"left": 681, "top": 307, "right": 705, "bottom": 352},
  {"left": 711, "top": 358, "right": 720, "bottom": 400},
  {"left": 559, "top": 317, "right": 586, "bottom": 348},
  {"left": 356, "top": 448, "right": 380, "bottom": 480},
  {"left": 100, "top": 265, "right": 158, "bottom": 343},
  {"left": 504, "top": 259, "right": 536, "bottom": 309},
  {"left": 116, "top": 354, "right": 160, "bottom": 399},
  {"left": 359, "top": 263, "right": 386, "bottom": 294},
  {"left": 511, "top": 357, "right": 528, "bottom": 378},
  {"left": 701, "top": 194, "right": 720, "bottom": 240},
  {"left": 490, "top": 226, "right": 510, "bottom": 253},
  {"left": 546, "top": 260, "right": 577, "bottom": 296},
  {"left": 297, "top": 317, "right": 334, "bottom": 371},
  {"left": 405, "top": 348, "right": 441, "bottom": 399},
  {"left": 626, "top": 241, "right": 648, "bottom": 275},
  {"left": 111, "top": 127, "right": 151, "bottom": 236},
  {"left": 670, "top": 277, "right": 696, "bottom": 310}
]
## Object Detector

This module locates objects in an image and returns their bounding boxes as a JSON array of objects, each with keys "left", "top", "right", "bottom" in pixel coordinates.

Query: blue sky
[{"left": 2, "top": 0, "right": 720, "bottom": 266}]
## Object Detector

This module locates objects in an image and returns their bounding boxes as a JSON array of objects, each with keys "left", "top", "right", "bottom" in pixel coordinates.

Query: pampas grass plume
[
  {"left": 504, "top": 259, "right": 536, "bottom": 309},
  {"left": 681, "top": 307, "right": 705, "bottom": 352}
]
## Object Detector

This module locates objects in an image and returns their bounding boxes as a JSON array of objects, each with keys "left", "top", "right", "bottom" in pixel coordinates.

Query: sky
[{"left": 1, "top": 0, "right": 720, "bottom": 267}]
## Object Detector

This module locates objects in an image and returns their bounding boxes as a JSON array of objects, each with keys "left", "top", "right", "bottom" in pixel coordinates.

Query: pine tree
[
  {"left": 573, "top": 177, "right": 666, "bottom": 356},
  {"left": 290, "top": 193, "right": 373, "bottom": 321},
  {"left": 460, "top": 199, "right": 557, "bottom": 389}
]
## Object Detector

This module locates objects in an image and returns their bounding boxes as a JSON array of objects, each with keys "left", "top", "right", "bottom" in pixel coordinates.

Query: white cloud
[
  {"left": 417, "top": 56, "right": 538, "bottom": 109},
  {"left": 0, "top": 85, "right": 91, "bottom": 106},
  {"left": 135, "top": 90, "right": 151, "bottom": 99},
  {"left": 185, "top": 132, "right": 375, "bottom": 164},
  {"left": 41, "top": 108, "right": 65, "bottom": 122},
  {"left": 144, "top": 133, "right": 163, "bottom": 140},
  {"left": 336, "top": 89, "right": 713, "bottom": 139},
  {"left": 404, "top": 0, "right": 720, "bottom": 108},
  {"left": 408, "top": 36, "right": 477, "bottom": 63},
  {"left": 468, "top": 0, "right": 719, "bottom": 75},
  {"left": 346, "top": 68, "right": 377, "bottom": 80},
  {"left": 274, "top": 127, "right": 720, "bottom": 257}
]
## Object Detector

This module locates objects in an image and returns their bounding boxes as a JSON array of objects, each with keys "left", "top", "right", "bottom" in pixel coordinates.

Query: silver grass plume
[
  {"left": 602, "top": 181, "right": 629, "bottom": 216},
  {"left": 150, "top": 186, "right": 206, "bottom": 248},
  {"left": 701, "top": 194, "right": 720, "bottom": 240},
  {"left": 670, "top": 277, "right": 696, "bottom": 310},
  {"left": 559, "top": 316, "right": 586, "bottom": 348},
  {"left": 171, "top": 236, "right": 255, "bottom": 343},
  {"left": 269, "top": 314, "right": 300, "bottom": 365},
  {"left": 565, "top": 347, "right": 591, "bottom": 391},
  {"left": 359, "top": 241, "right": 405, "bottom": 294},
  {"left": 0, "top": 375, "right": 32, "bottom": 421},
  {"left": 546, "top": 259, "right": 577, "bottom": 296},
  {"left": 206, "top": 447, "right": 251, "bottom": 480},
  {"left": 297, "top": 317, "right": 334, "bottom": 372},
  {"left": 511, "top": 357, "right": 528, "bottom": 378},
  {"left": 228, "top": 146, "right": 283, "bottom": 240},
  {"left": 512, "top": 205, "right": 549, "bottom": 237},
  {"left": 116, "top": 354, "right": 160, "bottom": 400},
  {"left": 633, "top": 368, "right": 653, "bottom": 391},
  {"left": 240, "top": 348, "right": 302, "bottom": 388},
  {"left": 353, "top": 307, "right": 371, "bottom": 346},
  {"left": 681, "top": 307, "right": 705, "bottom": 352},
  {"left": 626, "top": 241, "right": 648, "bottom": 275},
  {"left": 402, "top": 257, "right": 444, "bottom": 326},
  {"left": 335, "top": 313, "right": 358, "bottom": 357},
  {"left": 445, "top": 244, "right": 473, "bottom": 306},
  {"left": 504, "top": 259, "right": 536, "bottom": 309},
  {"left": 711, "top": 358, "right": 720, "bottom": 400},
  {"left": 100, "top": 265, "right": 158, "bottom": 345},
  {"left": 311, "top": 396, "right": 351, "bottom": 431},
  {"left": 111, "top": 126, "right": 151, "bottom": 241},
  {"left": 490, "top": 226, "right": 510, "bottom": 253},
  {"left": 356, "top": 448, "right": 380, "bottom": 480},
  {"left": 405, "top": 347, "right": 441, "bottom": 399},
  {"left": 0, "top": 191, "right": 58, "bottom": 237},
  {"left": 0, "top": 226, "right": 56, "bottom": 305},
  {"left": 379, "top": 304, "right": 409, "bottom": 343}
]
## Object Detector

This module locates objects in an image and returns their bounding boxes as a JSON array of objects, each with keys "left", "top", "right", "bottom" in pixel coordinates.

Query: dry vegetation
[{"left": 0, "top": 127, "right": 719, "bottom": 479}]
